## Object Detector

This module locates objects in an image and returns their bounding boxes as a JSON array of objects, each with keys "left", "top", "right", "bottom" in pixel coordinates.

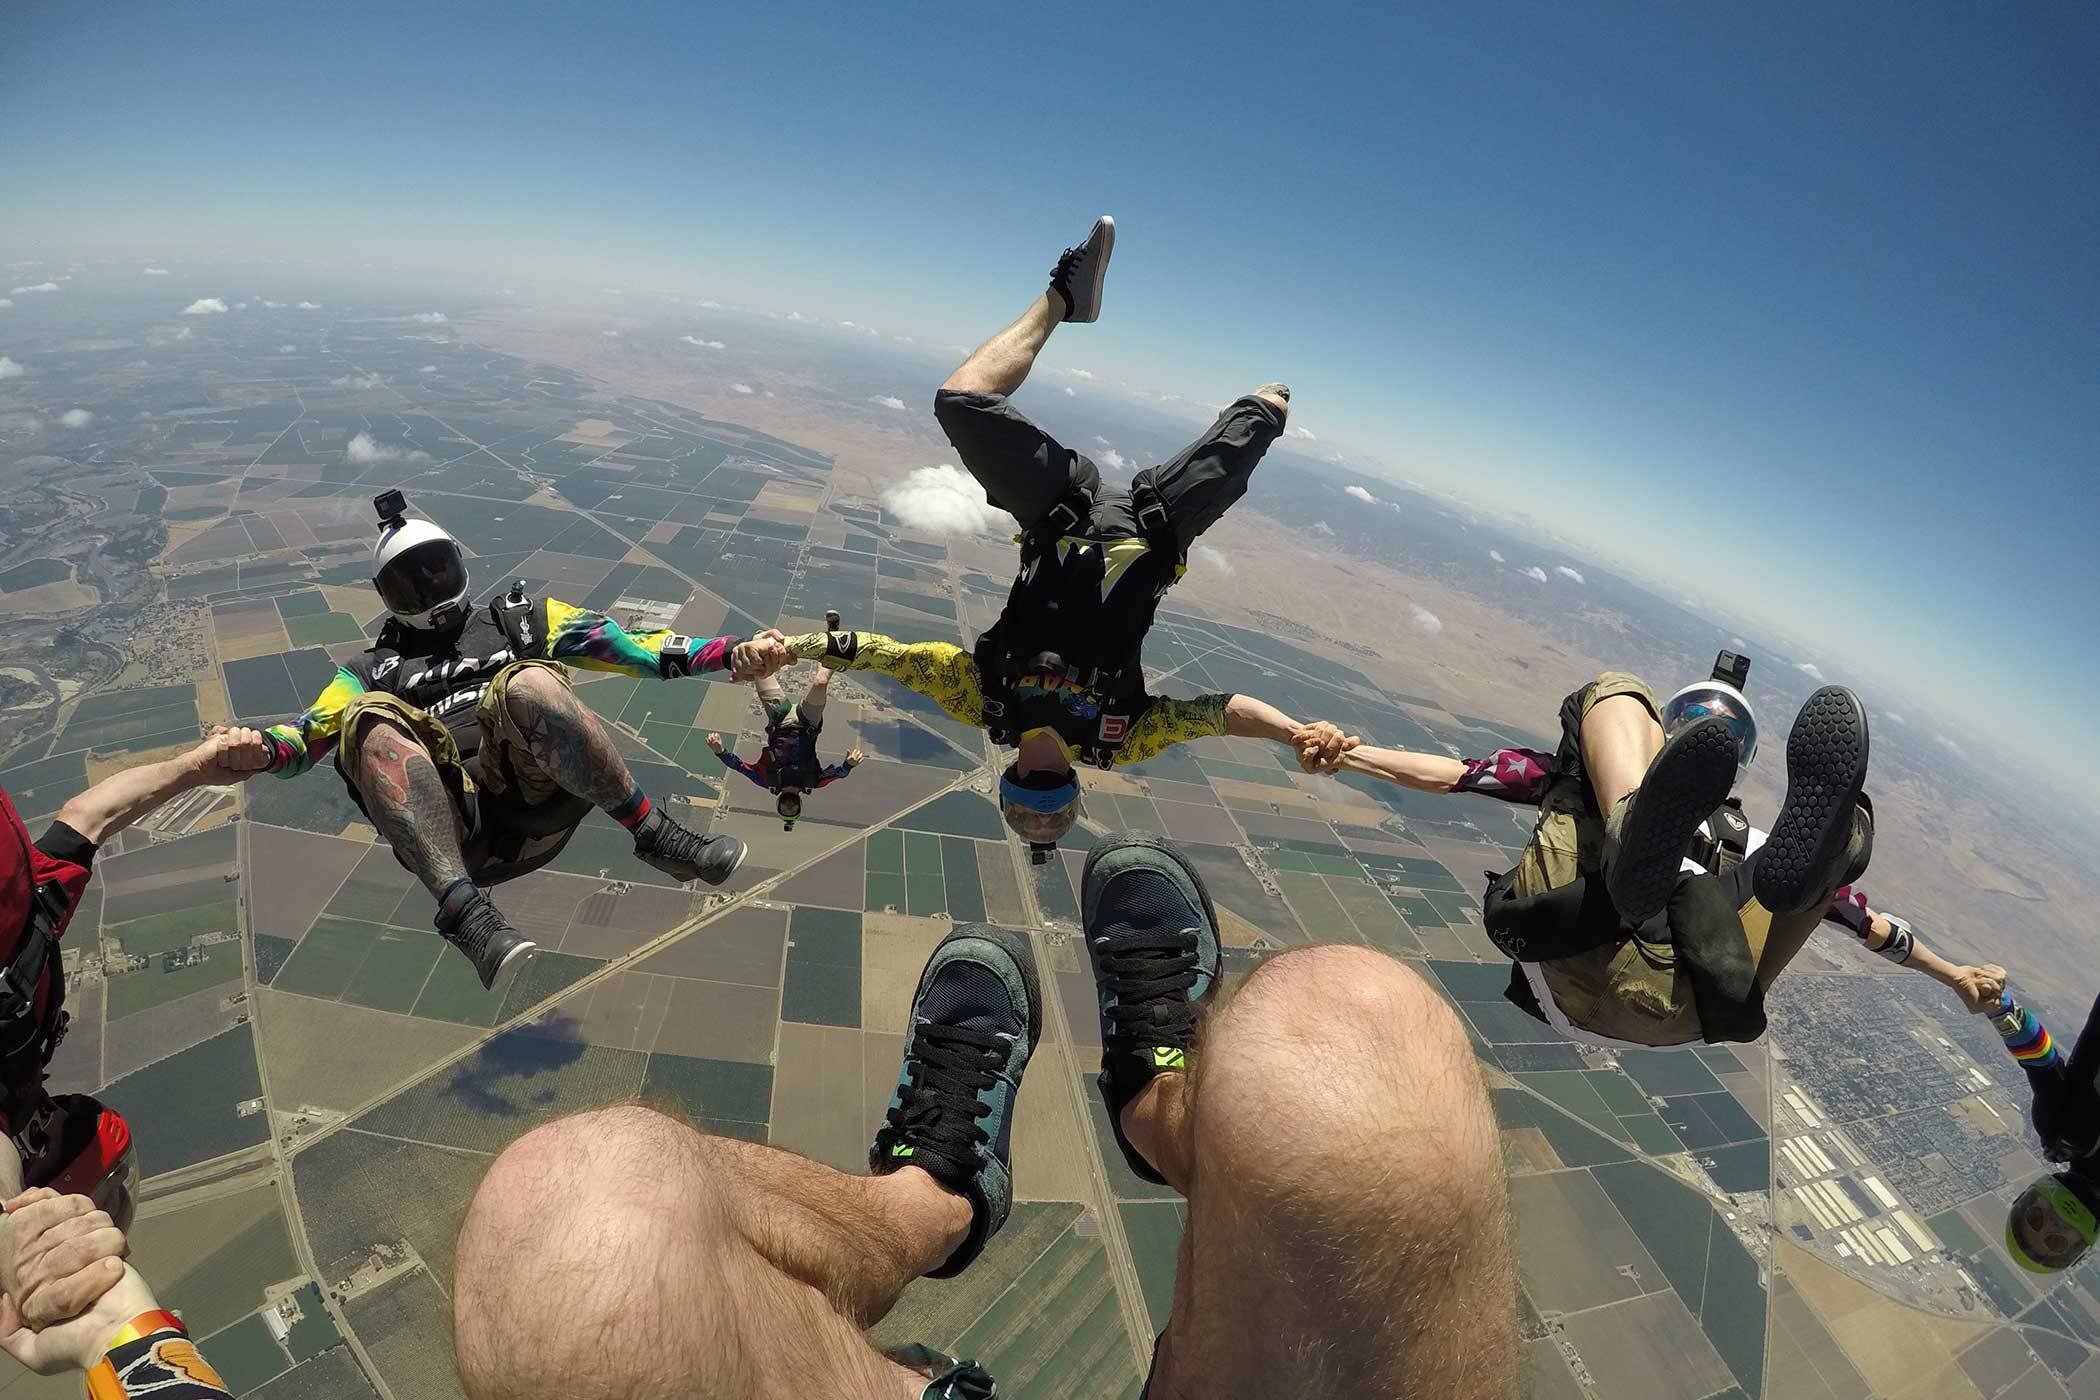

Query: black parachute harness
[
  {"left": 0, "top": 878, "right": 73, "bottom": 1119},
  {"left": 976, "top": 480, "right": 1179, "bottom": 771}
]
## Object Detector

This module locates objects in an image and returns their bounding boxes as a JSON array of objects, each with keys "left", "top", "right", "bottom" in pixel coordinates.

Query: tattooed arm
[{"left": 541, "top": 599, "right": 739, "bottom": 680}]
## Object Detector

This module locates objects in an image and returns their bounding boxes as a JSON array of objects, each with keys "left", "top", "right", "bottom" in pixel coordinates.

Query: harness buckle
[{"left": 1045, "top": 498, "right": 1084, "bottom": 535}]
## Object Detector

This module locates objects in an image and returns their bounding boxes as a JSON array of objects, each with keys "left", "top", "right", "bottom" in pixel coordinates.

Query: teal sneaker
[
  {"left": 871, "top": 924, "right": 1041, "bottom": 1280},
  {"left": 1081, "top": 832, "right": 1219, "bottom": 1185}
]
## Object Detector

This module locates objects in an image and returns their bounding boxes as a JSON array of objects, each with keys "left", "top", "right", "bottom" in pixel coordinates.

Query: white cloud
[
  {"left": 731, "top": 383, "right": 754, "bottom": 395},
  {"left": 181, "top": 297, "right": 228, "bottom": 315},
  {"left": 785, "top": 311, "right": 809, "bottom": 323},
  {"left": 601, "top": 329, "right": 621, "bottom": 338},
  {"left": 418, "top": 363, "right": 436, "bottom": 372},
  {"left": 1310, "top": 520, "right": 1336, "bottom": 537},
  {"left": 879, "top": 464, "right": 1020, "bottom": 537},
  {"left": 0, "top": 300, "right": 11, "bottom": 309},
  {"left": 1062, "top": 386, "right": 1075, "bottom": 396},
  {"left": 261, "top": 299, "right": 283, "bottom": 308},
  {"left": 679, "top": 335, "right": 725, "bottom": 349},
  {"left": 1344, "top": 484, "right": 1380, "bottom": 506},
  {"left": 1524, "top": 566, "right": 1549, "bottom": 583},
  {"left": 411, "top": 311, "right": 447, "bottom": 324},
  {"left": 1093, "top": 441, "right": 1130, "bottom": 470},
  {"left": 280, "top": 344, "right": 298, "bottom": 353},
  {"left": 893, "top": 334, "right": 916, "bottom": 345},
  {"left": 601, "top": 288, "right": 623, "bottom": 296},
  {"left": 697, "top": 299, "right": 722, "bottom": 310},
  {"left": 345, "top": 431, "right": 430, "bottom": 465},
  {"left": 869, "top": 395, "right": 907, "bottom": 411},
  {"left": 147, "top": 325, "right": 194, "bottom": 346},
  {"left": 1884, "top": 711, "right": 1908, "bottom": 726},
  {"left": 1063, "top": 368, "right": 1096, "bottom": 381},
  {"left": 1488, "top": 549, "right": 1505, "bottom": 563},
  {"left": 331, "top": 371, "right": 384, "bottom": 390},
  {"left": 1555, "top": 566, "right": 1586, "bottom": 584},
  {"left": 1408, "top": 603, "right": 1443, "bottom": 634},
  {"left": 1793, "top": 661, "right": 1826, "bottom": 682},
  {"left": 1934, "top": 734, "right": 1967, "bottom": 759},
  {"left": 0, "top": 357, "right": 23, "bottom": 379},
  {"left": 142, "top": 267, "right": 170, "bottom": 276},
  {"left": 839, "top": 320, "right": 879, "bottom": 335},
  {"left": 1192, "top": 543, "right": 1233, "bottom": 575},
  {"left": 10, "top": 282, "right": 59, "bottom": 295},
  {"left": 59, "top": 408, "right": 92, "bottom": 428},
  {"left": 1730, "top": 636, "right": 1747, "bottom": 648},
  {"left": 234, "top": 302, "right": 248, "bottom": 310},
  {"left": 1286, "top": 426, "right": 1317, "bottom": 441},
  {"left": 297, "top": 301, "right": 322, "bottom": 310}
]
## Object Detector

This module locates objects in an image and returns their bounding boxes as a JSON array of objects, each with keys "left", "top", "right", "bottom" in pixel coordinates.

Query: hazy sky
[{"left": 4, "top": 1, "right": 2095, "bottom": 760}]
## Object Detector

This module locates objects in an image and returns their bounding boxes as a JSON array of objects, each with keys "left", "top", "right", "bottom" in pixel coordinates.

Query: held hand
[
  {"left": 0, "top": 1259, "right": 161, "bottom": 1376},
  {"left": 845, "top": 749, "right": 864, "bottom": 767},
  {"left": 1292, "top": 721, "right": 1359, "bottom": 775},
  {"left": 0, "top": 1191, "right": 128, "bottom": 1332},
  {"left": 191, "top": 726, "right": 273, "bottom": 784},
  {"left": 706, "top": 733, "right": 725, "bottom": 754},
  {"left": 1954, "top": 963, "right": 2009, "bottom": 1014},
  {"left": 729, "top": 637, "right": 789, "bottom": 682}
]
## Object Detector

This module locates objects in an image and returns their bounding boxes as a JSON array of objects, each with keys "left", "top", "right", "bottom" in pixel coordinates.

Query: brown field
[
  {"left": 255, "top": 989, "right": 480, "bottom": 1114},
  {"left": 1510, "top": 1171, "right": 1664, "bottom": 1313},
  {"left": 1776, "top": 1243, "right": 1990, "bottom": 1399},
  {"left": 1560, "top": 1292, "right": 1737, "bottom": 1400},
  {"left": 248, "top": 824, "right": 371, "bottom": 942},
  {"left": 0, "top": 579, "right": 100, "bottom": 617},
  {"left": 769, "top": 1021, "right": 864, "bottom": 1173}
]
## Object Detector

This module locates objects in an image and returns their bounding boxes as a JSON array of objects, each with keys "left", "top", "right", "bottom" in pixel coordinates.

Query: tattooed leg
[
  {"left": 354, "top": 717, "right": 472, "bottom": 896},
  {"left": 503, "top": 666, "right": 651, "bottom": 819}
]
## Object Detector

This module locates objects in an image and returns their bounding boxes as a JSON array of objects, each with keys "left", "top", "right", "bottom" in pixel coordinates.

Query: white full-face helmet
[{"left": 373, "top": 502, "right": 471, "bottom": 631}]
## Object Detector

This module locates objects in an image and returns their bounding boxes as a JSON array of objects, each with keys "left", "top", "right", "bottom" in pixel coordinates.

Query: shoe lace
[
  {"left": 1099, "top": 929, "right": 1201, "bottom": 1047},
  {"left": 1052, "top": 246, "right": 1082, "bottom": 282},
  {"left": 887, "top": 1022, "right": 1007, "bottom": 1169},
  {"left": 452, "top": 900, "right": 507, "bottom": 958},
  {"left": 638, "top": 818, "right": 706, "bottom": 859}
]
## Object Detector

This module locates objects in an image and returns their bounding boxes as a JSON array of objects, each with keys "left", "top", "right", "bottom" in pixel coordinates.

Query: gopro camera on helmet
[
  {"left": 374, "top": 488, "right": 409, "bottom": 529},
  {"left": 1710, "top": 651, "right": 1751, "bottom": 689},
  {"left": 1028, "top": 843, "right": 1056, "bottom": 865}
]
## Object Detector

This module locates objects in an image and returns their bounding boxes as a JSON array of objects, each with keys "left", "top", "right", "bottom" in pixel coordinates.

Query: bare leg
[
  {"left": 502, "top": 666, "right": 649, "bottom": 816},
  {"left": 941, "top": 292, "right": 1062, "bottom": 397},
  {"left": 454, "top": 1107, "right": 967, "bottom": 1400},
  {"left": 1122, "top": 945, "right": 1518, "bottom": 1400},
  {"left": 803, "top": 664, "right": 833, "bottom": 707},
  {"left": 1580, "top": 693, "right": 1664, "bottom": 815},
  {"left": 350, "top": 716, "right": 472, "bottom": 897}
]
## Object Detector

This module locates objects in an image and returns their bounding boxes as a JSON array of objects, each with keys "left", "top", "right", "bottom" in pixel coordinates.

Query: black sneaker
[
  {"left": 1754, "top": 686, "right": 1871, "bottom": 915},
  {"left": 435, "top": 891, "right": 536, "bottom": 993},
  {"left": 872, "top": 924, "right": 1041, "bottom": 1280},
  {"left": 632, "top": 811, "right": 747, "bottom": 886},
  {"left": 1049, "top": 216, "right": 1114, "bottom": 323},
  {"left": 1080, "top": 833, "right": 1218, "bottom": 1185},
  {"left": 1603, "top": 715, "right": 1741, "bottom": 925}
]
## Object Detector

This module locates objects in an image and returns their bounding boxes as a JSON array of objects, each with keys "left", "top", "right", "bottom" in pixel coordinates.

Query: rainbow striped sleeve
[{"left": 1995, "top": 999, "right": 2062, "bottom": 1070}]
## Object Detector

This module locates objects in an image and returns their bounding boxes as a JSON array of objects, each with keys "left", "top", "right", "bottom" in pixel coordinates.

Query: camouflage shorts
[
  {"left": 1511, "top": 671, "right": 1660, "bottom": 899},
  {"left": 336, "top": 659, "right": 587, "bottom": 883}
]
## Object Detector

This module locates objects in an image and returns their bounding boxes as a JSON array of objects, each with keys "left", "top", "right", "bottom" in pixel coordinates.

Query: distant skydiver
[
  {"left": 731, "top": 217, "right": 1356, "bottom": 856},
  {"left": 707, "top": 609, "right": 865, "bottom": 831},
  {"left": 1331, "top": 655, "right": 1904, "bottom": 1045},
  {"left": 1990, "top": 993, "right": 2100, "bottom": 1273},
  {"left": 442, "top": 835, "right": 1517, "bottom": 1400},
  {"left": 0, "top": 726, "right": 273, "bottom": 1238},
  {"left": 255, "top": 490, "right": 756, "bottom": 993}
]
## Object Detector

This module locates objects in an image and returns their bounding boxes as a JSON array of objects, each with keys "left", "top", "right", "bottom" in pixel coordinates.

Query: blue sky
[{"left": 4, "top": 0, "right": 2096, "bottom": 765}]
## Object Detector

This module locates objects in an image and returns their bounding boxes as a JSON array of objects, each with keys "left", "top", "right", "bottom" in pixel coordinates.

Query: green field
[
  {"left": 101, "top": 1024, "right": 267, "bottom": 1176},
  {"left": 283, "top": 1282, "right": 341, "bottom": 1361},
  {"left": 286, "top": 611, "right": 367, "bottom": 646},
  {"left": 161, "top": 1208, "right": 302, "bottom": 1339},
  {"left": 341, "top": 927, "right": 444, "bottom": 1014},
  {"left": 113, "top": 899, "right": 240, "bottom": 957},
  {"left": 276, "top": 590, "right": 330, "bottom": 617},
  {"left": 200, "top": 1312, "right": 293, "bottom": 1394},
  {"left": 275, "top": 917, "right": 383, "bottom": 1000},
  {"left": 106, "top": 946, "right": 244, "bottom": 1020}
]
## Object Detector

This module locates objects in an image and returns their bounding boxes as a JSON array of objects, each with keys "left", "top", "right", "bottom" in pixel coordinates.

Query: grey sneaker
[
  {"left": 871, "top": 924, "right": 1041, "bottom": 1280},
  {"left": 1049, "top": 216, "right": 1114, "bottom": 323}
]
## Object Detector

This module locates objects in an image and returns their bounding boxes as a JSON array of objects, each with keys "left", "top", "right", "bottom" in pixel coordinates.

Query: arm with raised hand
[
  {"left": 1329, "top": 744, "right": 1557, "bottom": 804},
  {"left": 745, "top": 630, "right": 987, "bottom": 729},
  {"left": 56, "top": 728, "right": 273, "bottom": 845},
  {"left": 542, "top": 599, "right": 741, "bottom": 679},
  {"left": 1109, "top": 692, "right": 1359, "bottom": 770},
  {"left": 704, "top": 734, "right": 769, "bottom": 789}
]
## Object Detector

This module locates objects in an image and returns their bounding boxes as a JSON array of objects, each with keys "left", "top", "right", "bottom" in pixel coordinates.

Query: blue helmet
[{"left": 1661, "top": 679, "right": 1757, "bottom": 776}]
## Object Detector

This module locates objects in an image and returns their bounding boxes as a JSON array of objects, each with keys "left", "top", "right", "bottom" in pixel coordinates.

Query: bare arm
[
  {"left": 1854, "top": 906, "right": 2005, "bottom": 1012},
  {"left": 1336, "top": 744, "right": 1468, "bottom": 792},
  {"left": 54, "top": 728, "right": 271, "bottom": 846}
]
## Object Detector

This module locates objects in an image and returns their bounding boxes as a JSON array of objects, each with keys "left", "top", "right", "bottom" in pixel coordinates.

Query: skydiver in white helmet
[{"left": 247, "top": 489, "right": 766, "bottom": 993}]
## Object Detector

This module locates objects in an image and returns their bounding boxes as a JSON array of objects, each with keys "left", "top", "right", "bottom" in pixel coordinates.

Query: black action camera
[
  {"left": 1710, "top": 651, "right": 1751, "bottom": 689},
  {"left": 373, "top": 489, "right": 408, "bottom": 528},
  {"left": 1028, "top": 843, "right": 1056, "bottom": 865}
]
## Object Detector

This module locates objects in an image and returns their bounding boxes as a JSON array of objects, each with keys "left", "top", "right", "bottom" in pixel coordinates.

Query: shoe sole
[
  {"left": 1080, "top": 832, "right": 1216, "bottom": 1186},
  {"left": 1606, "top": 717, "right": 1741, "bottom": 925},
  {"left": 484, "top": 938, "right": 537, "bottom": 996},
  {"left": 1754, "top": 687, "right": 1870, "bottom": 915},
  {"left": 1064, "top": 216, "right": 1114, "bottom": 323}
]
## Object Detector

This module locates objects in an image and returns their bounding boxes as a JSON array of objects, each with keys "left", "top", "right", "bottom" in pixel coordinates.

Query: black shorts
[{"left": 933, "top": 389, "right": 1285, "bottom": 554}]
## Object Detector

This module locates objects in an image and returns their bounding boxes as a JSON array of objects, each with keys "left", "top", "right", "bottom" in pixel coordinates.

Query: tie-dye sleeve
[
  {"left": 543, "top": 598, "right": 736, "bottom": 678},
  {"left": 261, "top": 666, "right": 365, "bottom": 776},
  {"left": 1450, "top": 747, "right": 1557, "bottom": 805}
]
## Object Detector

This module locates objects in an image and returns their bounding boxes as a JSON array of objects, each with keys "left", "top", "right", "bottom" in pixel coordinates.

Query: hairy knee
[{"left": 1233, "top": 944, "right": 1469, "bottom": 1064}]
